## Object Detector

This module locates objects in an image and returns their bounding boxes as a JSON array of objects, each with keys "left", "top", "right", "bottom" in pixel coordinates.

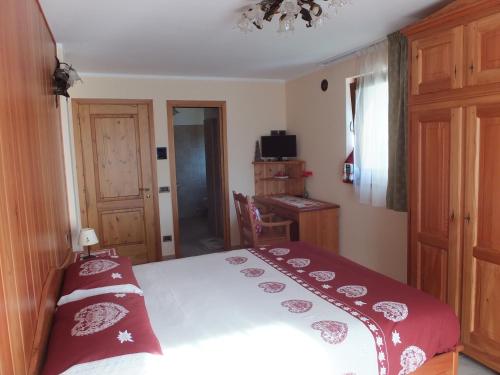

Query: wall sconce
[{"left": 53, "top": 58, "right": 82, "bottom": 98}]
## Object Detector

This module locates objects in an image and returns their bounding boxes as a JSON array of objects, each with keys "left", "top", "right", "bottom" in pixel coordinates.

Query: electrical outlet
[
  {"left": 156, "top": 147, "right": 167, "bottom": 160},
  {"left": 163, "top": 235, "right": 172, "bottom": 242}
]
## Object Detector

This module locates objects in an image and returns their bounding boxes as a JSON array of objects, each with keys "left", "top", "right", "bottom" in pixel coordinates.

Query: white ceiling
[{"left": 40, "top": 0, "right": 448, "bottom": 80}]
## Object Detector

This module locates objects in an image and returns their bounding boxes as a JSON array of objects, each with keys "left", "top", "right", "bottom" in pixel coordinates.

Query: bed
[{"left": 31, "top": 241, "right": 461, "bottom": 375}]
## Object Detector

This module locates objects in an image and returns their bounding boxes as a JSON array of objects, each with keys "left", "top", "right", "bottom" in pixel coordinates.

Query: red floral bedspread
[{"left": 249, "top": 241, "right": 460, "bottom": 375}]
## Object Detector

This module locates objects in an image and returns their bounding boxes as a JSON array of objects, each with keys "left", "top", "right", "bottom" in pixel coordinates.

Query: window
[
  {"left": 345, "top": 77, "right": 357, "bottom": 158},
  {"left": 346, "top": 41, "right": 389, "bottom": 207}
]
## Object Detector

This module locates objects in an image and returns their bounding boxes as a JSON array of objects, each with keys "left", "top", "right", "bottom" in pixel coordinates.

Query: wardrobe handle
[
  {"left": 450, "top": 211, "right": 455, "bottom": 222},
  {"left": 465, "top": 214, "right": 471, "bottom": 224}
]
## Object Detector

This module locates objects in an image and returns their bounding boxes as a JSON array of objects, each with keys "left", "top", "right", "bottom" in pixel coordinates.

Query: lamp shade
[{"left": 78, "top": 228, "right": 99, "bottom": 247}]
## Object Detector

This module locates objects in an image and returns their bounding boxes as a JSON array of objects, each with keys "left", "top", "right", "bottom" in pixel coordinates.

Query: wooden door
[
  {"left": 467, "top": 13, "right": 500, "bottom": 86},
  {"left": 409, "top": 108, "right": 464, "bottom": 314},
  {"left": 462, "top": 103, "right": 500, "bottom": 372},
  {"left": 204, "top": 117, "right": 224, "bottom": 237},
  {"left": 73, "top": 101, "right": 159, "bottom": 264},
  {"left": 411, "top": 26, "right": 463, "bottom": 95},
  {"left": 167, "top": 100, "right": 231, "bottom": 259}
]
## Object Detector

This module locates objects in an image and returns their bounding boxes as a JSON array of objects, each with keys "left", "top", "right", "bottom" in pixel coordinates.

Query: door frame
[
  {"left": 72, "top": 98, "right": 162, "bottom": 261},
  {"left": 166, "top": 100, "right": 231, "bottom": 258}
]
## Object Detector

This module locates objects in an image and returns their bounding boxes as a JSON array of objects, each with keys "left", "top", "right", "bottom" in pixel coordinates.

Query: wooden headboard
[
  {"left": 28, "top": 269, "right": 63, "bottom": 375},
  {"left": 0, "top": 0, "right": 72, "bottom": 374},
  {"left": 27, "top": 254, "right": 70, "bottom": 375}
]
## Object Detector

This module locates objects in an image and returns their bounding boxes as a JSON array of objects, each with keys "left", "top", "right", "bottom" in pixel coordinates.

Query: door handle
[
  {"left": 465, "top": 213, "right": 471, "bottom": 224},
  {"left": 450, "top": 211, "right": 455, "bottom": 222},
  {"left": 139, "top": 188, "right": 150, "bottom": 192}
]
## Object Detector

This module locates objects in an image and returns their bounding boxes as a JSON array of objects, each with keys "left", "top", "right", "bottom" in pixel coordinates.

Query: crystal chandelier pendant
[
  {"left": 280, "top": 0, "right": 301, "bottom": 16},
  {"left": 311, "top": 12, "right": 329, "bottom": 28},
  {"left": 278, "top": 18, "right": 295, "bottom": 33},
  {"left": 254, "top": 7, "right": 265, "bottom": 29},
  {"left": 237, "top": 14, "right": 253, "bottom": 33},
  {"left": 237, "top": 0, "right": 351, "bottom": 33},
  {"left": 329, "top": 0, "right": 350, "bottom": 13}
]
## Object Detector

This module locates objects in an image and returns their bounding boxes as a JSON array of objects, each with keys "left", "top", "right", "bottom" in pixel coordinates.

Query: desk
[{"left": 254, "top": 195, "right": 339, "bottom": 254}]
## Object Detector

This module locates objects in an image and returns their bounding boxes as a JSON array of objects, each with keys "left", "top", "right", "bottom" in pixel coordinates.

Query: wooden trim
[
  {"left": 27, "top": 251, "right": 72, "bottom": 375},
  {"left": 410, "top": 83, "right": 500, "bottom": 107},
  {"left": 413, "top": 346, "right": 462, "bottom": 375},
  {"left": 72, "top": 102, "right": 88, "bottom": 228},
  {"left": 473, "top": 246, "right": 500, "bottom": 265},
  {"left": 166, "top": 103, "right": 180, "bottom": 259},
  {"left": 463, "top": 344, "right": 500, "bottom": 373},
  {"left": 71, "top": 99, "right": 162, "bottom": 262},
  {"left": 166, "top": 100, "right": 231, "bottom": 258},
  {"left": 411, "top": 92, "right": 500, "bottom": 112},
  {"left": 147, "top": 102, "right": 163, "bottom": 262},
  {"left": 407, "top": 38, "right": 414, "bottom": 286},
  {"left": 72, "top": 98, "right": 155, "bottom": 105},
  {"left": 167, "top": 100, "right": 227, "bottom": 109},
  {"left": 448, "top": 107, "right": 465, "bottom": 316},
  {"left": 35, "top": 0, "right": 56, "bottom": 49},
  {"left": 220, "top": 102, "right": 231, "bottom": 252},
  {"left": 402, "top": 0, "right": 500, "bottom": 37}
]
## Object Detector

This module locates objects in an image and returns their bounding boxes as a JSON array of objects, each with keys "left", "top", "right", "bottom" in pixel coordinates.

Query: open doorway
[{"left": 167, "top": 101, "right": 230, "bottom": 258}]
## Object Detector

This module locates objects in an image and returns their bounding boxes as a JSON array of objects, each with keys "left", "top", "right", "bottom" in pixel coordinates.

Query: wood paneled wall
[{"left": 0, "top": 0, "right": 71, "bottom": 374}]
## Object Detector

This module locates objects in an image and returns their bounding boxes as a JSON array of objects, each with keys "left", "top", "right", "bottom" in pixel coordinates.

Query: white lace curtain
[{"left": 353, "top": 40, "right": 389, "bottom": 207}]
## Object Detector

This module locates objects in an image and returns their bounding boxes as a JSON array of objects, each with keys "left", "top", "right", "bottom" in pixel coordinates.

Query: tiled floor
[
  {"left": 459, "top": 355, "right": 497, "bottom": 375},
  {"left": 179, "top": 216, "right": 224, "bottom": 258}
]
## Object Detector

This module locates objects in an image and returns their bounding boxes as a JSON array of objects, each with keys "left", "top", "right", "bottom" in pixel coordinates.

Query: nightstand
[{"left": 73, "top": 248, "right": 117, "bottom": 262}]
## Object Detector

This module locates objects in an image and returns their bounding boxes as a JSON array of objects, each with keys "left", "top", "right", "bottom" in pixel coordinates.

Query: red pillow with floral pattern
[
  {"left": 58, "top": 256, "right": 143, "bottom": 306},
  {"left": 42, "top": 293, "right": 162, "bottom": 375},
  {"left": 249, "top": 202, "right": 262, "bottom": 234}
]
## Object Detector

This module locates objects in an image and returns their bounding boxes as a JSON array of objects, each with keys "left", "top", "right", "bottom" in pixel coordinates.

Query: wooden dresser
[
  {"left": 404, "top": 1, "right": 500, "bottom": 371},
  {"left": 254, "top": 195, "right": 339, "bottom": 254}
]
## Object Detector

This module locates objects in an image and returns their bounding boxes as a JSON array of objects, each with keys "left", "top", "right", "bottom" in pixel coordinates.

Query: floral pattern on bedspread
[{"left": 227, "top": 241, "right": 459, "bottom": 375}]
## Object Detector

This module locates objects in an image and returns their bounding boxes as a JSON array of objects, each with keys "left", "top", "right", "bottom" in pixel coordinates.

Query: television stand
[
  {"left": 274, "top": 157, "right": 296, "bottom": 161},
  {"left": 253, "top": 160, "right": 305, "bottom": 196}
]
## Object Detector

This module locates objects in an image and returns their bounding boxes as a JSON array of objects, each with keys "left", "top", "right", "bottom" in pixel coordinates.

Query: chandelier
[{"left": 237, "top": 0, "right": 350, "bottom": 33}]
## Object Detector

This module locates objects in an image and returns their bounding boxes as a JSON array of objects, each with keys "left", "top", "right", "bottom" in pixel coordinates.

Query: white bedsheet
[{"left": 63, "top": 249, "right": 379, "bottom": 375}]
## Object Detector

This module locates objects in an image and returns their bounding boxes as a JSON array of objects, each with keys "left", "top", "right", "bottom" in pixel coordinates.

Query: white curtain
[{"left": 353, "top": 41, "right": 389, "bottom": 207}]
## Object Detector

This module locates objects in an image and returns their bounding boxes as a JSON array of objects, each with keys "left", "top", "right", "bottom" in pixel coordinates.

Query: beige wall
[
  {"left": 286, "top": 57, "right": 407, "bottom": 282},
  {"left": 66, "top": 68, "right": 407, "bottom": 281},
  {"left": 69, "top": 75, "right": 286, "bottom": 256}
]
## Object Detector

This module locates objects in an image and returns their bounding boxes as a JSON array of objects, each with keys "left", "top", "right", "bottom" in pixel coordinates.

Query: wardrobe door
[
  {"left": 411, "top": 26, "right": 464, "bottom": 95},
  {"left": 409, "top": 107, "right": 464, "bottom": 314},
  {"left": 462, "top": 104, "right": 500, "bottom": 372},
  {"left": 467, "top": 13, "right": 500, "bottom": 86}
]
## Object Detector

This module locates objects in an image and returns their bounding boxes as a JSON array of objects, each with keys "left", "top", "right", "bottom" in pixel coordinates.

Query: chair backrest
[{"left": 232, "top": 191, "right": 258, "bottom": 247}]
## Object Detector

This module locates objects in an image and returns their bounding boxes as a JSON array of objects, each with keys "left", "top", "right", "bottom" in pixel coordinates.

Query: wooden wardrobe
[{"left": 404, "top": 0, "right": 500, "bottom": 371}]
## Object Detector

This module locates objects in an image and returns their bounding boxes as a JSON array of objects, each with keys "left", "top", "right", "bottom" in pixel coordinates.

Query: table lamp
[{"left": 78, "top": 228, "right": 99, "bottom": 259}]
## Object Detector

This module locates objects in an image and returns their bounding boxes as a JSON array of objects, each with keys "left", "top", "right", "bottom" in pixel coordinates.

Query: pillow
[
  {"left": 249, "top": 202, "right": 262, "bottom": 234},
  {"left": 58, "top": 256, "right": 143, "bottom": 306},
  {"left": 43, "top": 293, "right": 162, "bottom": 375}
]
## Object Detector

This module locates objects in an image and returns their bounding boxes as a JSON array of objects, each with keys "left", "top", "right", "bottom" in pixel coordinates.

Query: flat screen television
[{"left": 261, "top": 135, "right": 297, "bottom": 159}]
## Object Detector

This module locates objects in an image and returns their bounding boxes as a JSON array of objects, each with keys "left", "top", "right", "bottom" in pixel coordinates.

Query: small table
[
  {"left": 73, "top": 248, "right": 117, "bottom": 262},
  {"left": 254, "top": 195, "right": 340, "bottom": 253}
]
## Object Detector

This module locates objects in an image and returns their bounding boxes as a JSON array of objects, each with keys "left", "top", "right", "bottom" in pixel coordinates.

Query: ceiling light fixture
[{"left": 237, "top": 0, "right": 350, "bottom": 33}]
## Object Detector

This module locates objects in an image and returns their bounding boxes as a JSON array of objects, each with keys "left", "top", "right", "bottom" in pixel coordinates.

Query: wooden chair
[{"left": 233, "top": 191, "right": 292, "bottom": 247}]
